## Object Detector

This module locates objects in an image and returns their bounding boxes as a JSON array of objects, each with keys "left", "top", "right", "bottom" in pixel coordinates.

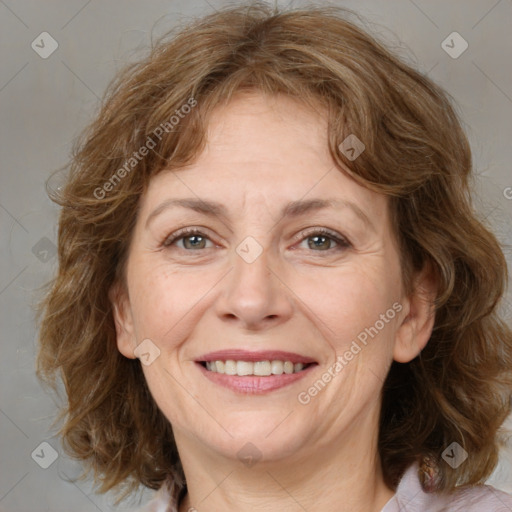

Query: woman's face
[{"left": 112, "top": 92, "right": 429, "bottom": 467}]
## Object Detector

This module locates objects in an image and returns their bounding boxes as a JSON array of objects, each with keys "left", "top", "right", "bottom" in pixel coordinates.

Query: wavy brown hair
[{"left": 36, "top": 1, "right": 512, "bottom": 503}]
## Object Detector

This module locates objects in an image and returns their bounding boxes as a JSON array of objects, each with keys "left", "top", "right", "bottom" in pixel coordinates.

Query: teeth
[
  {"left": 204, "top": 359, "right": 308, "bottom": 376},
  {"left": 271, "top": 360, "right": 284, "bottom": 375},
  {"left": 237, "top": 361, "right": 253, "bottom": 376},
  {"left": 254, "top": 361, "right": 271, "bottom": 376},
  {"left": 225, "top": 360, "right": 237, "bottom": 375}
]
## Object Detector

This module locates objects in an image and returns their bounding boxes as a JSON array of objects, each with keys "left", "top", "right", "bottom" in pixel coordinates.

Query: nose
[{"left": 214, "top": 244, "right": 294, "bottom": 331}]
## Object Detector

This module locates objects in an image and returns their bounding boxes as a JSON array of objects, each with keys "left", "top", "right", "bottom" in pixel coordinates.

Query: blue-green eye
[
  {"left": 163, "top": 227, "right": 350, "bottom": 253},
  {"left": 305, "top": 234, "right": 336, "bottom": 250},
  {"left": 163, "top": 228, "right": 214, "bottom": 250},
  {"left": 296, "top": 228, "right": 350, "bottom": 252}
]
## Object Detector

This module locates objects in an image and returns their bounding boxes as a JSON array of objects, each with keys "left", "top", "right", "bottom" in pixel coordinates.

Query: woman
[{"left": 36, "top": 3, "right": 512, "bottom": 511}]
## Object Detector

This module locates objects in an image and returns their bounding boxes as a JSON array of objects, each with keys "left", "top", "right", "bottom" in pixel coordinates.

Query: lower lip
[{"left": 196, "top": 362, "right": 317, "bottom": 394}]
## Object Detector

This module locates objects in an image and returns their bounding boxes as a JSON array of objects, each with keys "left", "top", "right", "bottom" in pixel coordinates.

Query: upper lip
[{"left": 196, "top": 350, "right": 317, "bottom": 364}]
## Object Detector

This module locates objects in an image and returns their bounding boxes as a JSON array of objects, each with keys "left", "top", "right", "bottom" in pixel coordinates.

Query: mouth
[
  {"left": 195, "top": 350, "right": 318, "bottom": 394},
  {"left": 199, "top": 360, "right": 315, "bottom": 376}
]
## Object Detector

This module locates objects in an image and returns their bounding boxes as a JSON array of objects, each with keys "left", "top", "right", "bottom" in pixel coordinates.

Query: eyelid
[
  {"left": 162, "top": 226, "right": 351, "bottom": 251},
  {"left": 292, "top": 227, "right": 350, "bottom": 247},
  {"left": 162, "top": 226, "right": 218, "bottom": 247}
]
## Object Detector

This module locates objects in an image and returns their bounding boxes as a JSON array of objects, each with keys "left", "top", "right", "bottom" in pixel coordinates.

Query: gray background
[{"left": 1, "top": 0, "right": 511, "bottom": 511}]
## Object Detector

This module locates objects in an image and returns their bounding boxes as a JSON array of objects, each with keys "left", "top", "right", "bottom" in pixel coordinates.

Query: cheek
[
  {"left": 128, "top": 263, "right": 217, "bottom": 343},
  {"left": 294, "top": 264, "right": 401, "bottom": 356}
]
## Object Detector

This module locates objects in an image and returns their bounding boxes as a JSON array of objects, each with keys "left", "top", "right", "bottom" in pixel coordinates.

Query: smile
[
  {"left": 195, "top": 350, "right": 318, "bottom": 394},
  {"left": 202, "top": 360, "right": 312, "bottom": 376}
]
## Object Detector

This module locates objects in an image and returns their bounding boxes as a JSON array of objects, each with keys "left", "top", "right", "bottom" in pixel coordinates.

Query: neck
[{"left": 175, "top": 413, "right": 395, "bottom": 512}]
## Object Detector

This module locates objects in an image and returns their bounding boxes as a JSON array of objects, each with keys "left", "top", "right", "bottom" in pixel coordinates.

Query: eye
[
  {"left": 295, "top": 228, "right": 350, "bottom": 252},
  {"left": 162, "top": 227, "right": 350, "bottom": 253},
  {"left": 163, "top": 228, "right": 214, "bottom": 250}
]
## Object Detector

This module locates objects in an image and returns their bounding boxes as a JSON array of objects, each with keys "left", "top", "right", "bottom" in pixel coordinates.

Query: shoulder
[
  {"left": 382, "top": 463, "right": 512, "bottom": 512},
  {"left": 129, "top": 467, "right": 512, "bottom": 512}
]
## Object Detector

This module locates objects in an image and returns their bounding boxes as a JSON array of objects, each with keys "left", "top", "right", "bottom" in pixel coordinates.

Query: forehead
[
  {"left": 204, "top": 91, "right": 329, "bottom": 161},
  {"left": 141, "top": 91, "right": 388, "bottom": 224}
]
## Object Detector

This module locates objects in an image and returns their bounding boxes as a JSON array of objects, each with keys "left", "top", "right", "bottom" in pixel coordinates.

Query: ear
[
  {"left": 109, "top": 281, "right": 137, "bottom": 359},
  {"left": 393, "top": 263, "right": 437, "bottom": 363}
]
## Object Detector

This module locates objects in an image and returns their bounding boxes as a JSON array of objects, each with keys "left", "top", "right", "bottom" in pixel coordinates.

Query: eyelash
[{"left": 162, "top": 227, "right": 351, "bottom": 254}]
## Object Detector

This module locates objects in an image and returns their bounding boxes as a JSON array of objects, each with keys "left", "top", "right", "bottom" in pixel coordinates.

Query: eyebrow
[{"left": 145, "top": 197, "right": 373, "bottom": 231}]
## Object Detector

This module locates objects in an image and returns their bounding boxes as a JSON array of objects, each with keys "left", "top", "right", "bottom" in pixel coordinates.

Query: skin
[{"left": 111, "top": 92, "right": 436, "bottom": 512}]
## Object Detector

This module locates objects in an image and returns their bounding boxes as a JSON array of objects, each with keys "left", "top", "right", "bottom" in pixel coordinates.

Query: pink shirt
[
  {"left": 382, "top": 463, "right": 512, "bottom": 511},
  {"left": 133, "top": 462, "right": 512, "bottom": 511}
]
